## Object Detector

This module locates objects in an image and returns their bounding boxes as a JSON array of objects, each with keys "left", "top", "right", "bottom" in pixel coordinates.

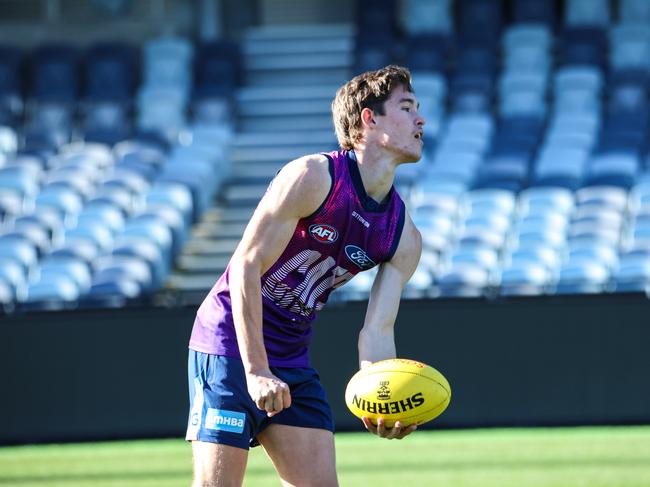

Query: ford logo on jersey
[
  {"left": 309, "top": 224, "right": 339, "bottom": 243},
  {"left": 345, "top": 245, "right": 376, "bottom": 270}
]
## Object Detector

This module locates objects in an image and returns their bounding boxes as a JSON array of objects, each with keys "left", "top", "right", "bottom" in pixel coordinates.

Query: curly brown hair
[{"left": 331, "top": 65, "right": 413, "bottom": 150}]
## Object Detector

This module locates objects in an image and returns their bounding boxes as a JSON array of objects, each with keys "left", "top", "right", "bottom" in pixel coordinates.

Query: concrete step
[
  {"left": 243, "top": 36, "right": 353, "bottom": 56},
  {"left": 244, "top": 52, "right": 352, "bottom": 72},
  {"left": 200, "top": 207, "right": 254, "bottom": 223},
  {"left": 223, "top": 183, "right": 268, "bottom": 206},
  {"left": 193, "top": 221, "right": 248, "bottom": 239},
  {"left": 231, "top": 145, "right": 327, "bottom": 164},
  {"left": 240, "top": 114, "right": 334, "bottom": 132},
  {"left": 182, "top": 237, "right": 240, "bottom": 255},
  {"left": 244, "top": 68, "right": 349, "bottom": 88},
  {"left": 166, "top": 272, "right": 222, "bottom": 291},
  {"left": 237, "top": 85, "right": 338, "bottom": 102},
  {"left": 238, "top": 98, "right": 332, "bottom": 117},
  {"left": 232, "top": 130, "right": 336, "bottom": 148},
  {"left": 232, "top": 162, "right": 283, "bottom": 181},
  {"left": 244, "top": 23, "right": 354, "bottom": 41},
  {"left": 177, "top": 254, "right": 232, "bottom": 273}
]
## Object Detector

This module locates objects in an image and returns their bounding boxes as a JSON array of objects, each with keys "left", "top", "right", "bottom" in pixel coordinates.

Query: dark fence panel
[{"left": 2, "top": 294, "right": 650, "bottom": 444}]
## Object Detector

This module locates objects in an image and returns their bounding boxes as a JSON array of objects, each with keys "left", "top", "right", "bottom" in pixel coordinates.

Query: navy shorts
[{"left": 185, "top": 350, "right": 335, "bottom": 450}]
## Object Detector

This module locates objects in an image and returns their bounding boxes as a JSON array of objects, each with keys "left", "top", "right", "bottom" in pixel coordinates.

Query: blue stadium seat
[
  {"left": 419, "top": 225, "right": 453, "bottom": 254},
  {"left": 30, "top": 43, "right": 80, "bottom": 103},
  {"left": 193, "top": 40, "right": 240, "bottom": 99},
  {"left": 554, "top": 261, "right": 610, "bottom": 294},
  {"left": 584, "top": 153, "right": 640, "bottom": 188},
  {"left": 85, "top": 41, "right": 137, "bottom": 103},
  {"left": 612, "top": 253, "right": 650, "bottom": 292},
  {"left": 560, "top": 28, "right": 608, "bottom": 67},
  {"left": 81, "top": 276, "right": 142, "bottom": 308},
  {"left": 505, "top": 245, "right": 561, "bottom": 274},
  {"left": 405, "top": 35, "right": 447, "bottom": 73},
  {"left": 0, "top": 277, "right": 14, "bottom": 306},
  {"left": 50, "top": 237, "right": 101, "bottom": 266},
  {"left": 458, "top": 0, "right": 502, "bottom": 46},
  {"left": 144, "top": 181, "right": 194, "bottom": 228},
  {"left": 566, "top": 242, "right": 619, "bottom": 271},
  {"left": 111, "top": 236, "right": 166, "bottom": 289},
  {"left": 34, "top": 186, "right": 84, "bottom": 221},
  {"left": 401, "top": 0, "right": 452, "bottom": 35},
  {"left": 513, "top": 0, "right": 557, "bottom": 25},
  {"left": 574, "top": 186, "right": 628, "bottom": 212},
  {"left": 3, "top": 220, "right": 51, "bottom": 255},
  {"left": 436, "top": 263, "right": 490, "bottom": 298},
  {"left": 0, "top": 256, "right": 27, "bottom": 300},
  {"left": 0, "top": 237, "right": 37, "bottom": 274},
  {"left": 121, "top": 216, "right": 173, "bottom": 266},
  {"left": 136, "top": 204, "right": 187, "bottom": 257},
  {"left": 519, "top": 186, "right": 575, "bottom": 216},
  {"left": 515, "top": 212, "right": 569, "bottom": 235},
  {"left": 0, "top": 44, "right": 23, "bottom": 97},
  {"left": 76, "top": 204, "right": 126, "bottom": 235},
  {"left": 37, "top": 256, "right": 92, "bottom": 293},
  {"left": 498, "top": 262, "right": 551, "bottom": 296},
  {"left": 82, "top": 103, "right": 132, "bottom": 146},
  {"left": 22, "top": 272, "right": 80, "bottom": 310},
  {"left": 475, "top": 155, "right": 529, "bottom": 192},
  {"left": 113, "top": 139, "right": 165, "bottom": 180},
  {"left": 64, "top": 220, "right": 114, "bottom": 253},
  {"left": 609, "top": 25, "right": 650, "bottom": 73},
  {"left": 93, "top": 255, "right": 154, "bottom": 292},
  {"left": 620, "top": 0, "right": 650, "bottom": 24},
  {"left": 85, "top": 187, "right": 134, "bottom": 218},
  {"left": 447, "top": 246, "right": 499, "bottom": 273}
]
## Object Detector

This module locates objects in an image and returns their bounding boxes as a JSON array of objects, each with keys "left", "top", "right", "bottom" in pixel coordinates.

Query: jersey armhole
[
  {"left": 304, "top": 154, "right": 335, "bottom": 220},
  {"left": 386, "top": 200, "right": 406, "bottom": 261}
]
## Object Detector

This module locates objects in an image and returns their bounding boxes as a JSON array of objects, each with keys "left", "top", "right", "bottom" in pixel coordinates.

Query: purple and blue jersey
[{"left": 189, "top": 149, "right": 406, "bottom": 367}]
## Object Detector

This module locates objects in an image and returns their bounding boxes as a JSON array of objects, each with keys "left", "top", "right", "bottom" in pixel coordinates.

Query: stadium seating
[{"left": 3, "top": 1, "right": 650, "bottom": 312}]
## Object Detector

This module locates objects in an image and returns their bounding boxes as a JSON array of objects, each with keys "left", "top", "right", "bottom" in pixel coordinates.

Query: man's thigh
[
  {"left": 192, "top": 440, "right": 248, "bottom": 487},
  {"left": 257, "top": 424, "right": 339, "bottom": 487}
]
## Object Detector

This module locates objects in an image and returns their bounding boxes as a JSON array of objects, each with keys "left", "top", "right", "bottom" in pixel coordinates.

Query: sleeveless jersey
[{"left": 189, "top": 149, "right": 406, "bottom": 367}]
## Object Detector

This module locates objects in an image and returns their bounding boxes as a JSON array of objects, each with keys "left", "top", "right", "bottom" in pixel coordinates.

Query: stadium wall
[{"left": 2, "top": 295, "right": 650, "bottom": 445}]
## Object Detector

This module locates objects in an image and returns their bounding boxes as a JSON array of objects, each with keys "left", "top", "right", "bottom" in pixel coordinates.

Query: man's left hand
[{"left": 361, "top": 417, "right": 417, "bottom": 440}]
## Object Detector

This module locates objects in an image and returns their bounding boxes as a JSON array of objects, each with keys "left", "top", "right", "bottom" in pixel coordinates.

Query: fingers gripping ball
[{"left": 345, "top": 358, "right": 451, "bottom": 428}]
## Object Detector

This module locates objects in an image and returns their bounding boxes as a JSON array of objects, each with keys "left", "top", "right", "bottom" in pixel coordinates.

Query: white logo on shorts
[{"left": 205, "top": 408, "right": 246, "bottom": 434}]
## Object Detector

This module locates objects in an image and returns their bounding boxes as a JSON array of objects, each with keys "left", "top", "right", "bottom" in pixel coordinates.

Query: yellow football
[{"left": 344, "top": 358, "right": 451, "bottom": 428}]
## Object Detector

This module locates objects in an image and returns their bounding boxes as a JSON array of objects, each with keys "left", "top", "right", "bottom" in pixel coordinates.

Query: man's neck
[{"left": 351, "top": 147, "right": 397, "bottom": 204}]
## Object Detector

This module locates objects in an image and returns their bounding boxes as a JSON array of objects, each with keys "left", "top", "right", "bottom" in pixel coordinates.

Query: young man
[{"left": 186, "top": 65, "right": 425, "bottom": 486}]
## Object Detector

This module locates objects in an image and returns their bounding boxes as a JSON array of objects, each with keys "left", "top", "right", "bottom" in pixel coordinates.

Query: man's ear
[{"left": 361, "top": 107, "right": 375, "bottom": 127}]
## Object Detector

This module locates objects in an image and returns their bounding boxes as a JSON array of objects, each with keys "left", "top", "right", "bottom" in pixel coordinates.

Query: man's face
[{"left": 371, "top": 85, "right": 426, "bottom": 163}]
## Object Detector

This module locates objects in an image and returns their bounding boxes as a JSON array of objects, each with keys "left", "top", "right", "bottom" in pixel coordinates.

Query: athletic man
[{"left": 186, "top": 65, "right": 425, "bottom": 486}]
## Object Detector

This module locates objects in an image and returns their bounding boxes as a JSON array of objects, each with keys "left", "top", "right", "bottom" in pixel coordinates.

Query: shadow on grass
[
  {"left": 338, "top": 457, "right": 650, "bottom": 473},
  {"left": 0, "top": 465, "right": 272, "bottom": 484}
]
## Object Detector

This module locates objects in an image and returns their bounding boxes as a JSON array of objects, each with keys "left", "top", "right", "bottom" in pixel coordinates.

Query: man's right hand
[{"left": 245, "top": 370, "right": 292, "bottom": 417}]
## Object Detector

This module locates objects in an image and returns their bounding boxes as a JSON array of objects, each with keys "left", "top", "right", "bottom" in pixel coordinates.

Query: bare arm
[
  {"left": 229, "top": 154, "right": 331, "bottom": 416},
  {"left": 358, "top": 212, "right": 422, "bottom": 367},
  {"left": 357, "top": 212, "right": 423, "bottom": 437}
]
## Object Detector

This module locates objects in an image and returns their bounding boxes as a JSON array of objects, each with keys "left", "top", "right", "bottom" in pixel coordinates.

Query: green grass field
[{"left": 1, "top": 426, "right": 650, "bottom": 487}]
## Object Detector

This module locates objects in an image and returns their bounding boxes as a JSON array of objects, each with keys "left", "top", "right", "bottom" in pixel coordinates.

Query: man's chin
[{"left": 401, "top": 151, "right": 423, "bottom": 164}]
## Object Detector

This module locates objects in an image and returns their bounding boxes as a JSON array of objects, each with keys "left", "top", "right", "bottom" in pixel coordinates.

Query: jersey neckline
[{"left": 346, "top": 150, "right": 394, "bottom": 213}]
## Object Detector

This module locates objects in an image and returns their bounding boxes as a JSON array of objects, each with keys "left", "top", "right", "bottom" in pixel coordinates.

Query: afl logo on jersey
[
  {"left": 345, "top": 245, "right": 376, "bottom": 270},
  {"left": 309, "top": 224, "right": 339, "bottom": 243}
]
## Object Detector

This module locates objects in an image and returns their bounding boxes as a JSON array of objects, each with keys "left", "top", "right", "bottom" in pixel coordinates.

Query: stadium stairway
[{"left": 164, "top": 24, "right": 350, "bottom": 296}]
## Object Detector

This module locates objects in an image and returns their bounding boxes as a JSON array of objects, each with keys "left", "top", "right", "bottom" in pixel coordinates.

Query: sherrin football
[{"left": 344, "top": 358, "right": 451, "bottom": 428}]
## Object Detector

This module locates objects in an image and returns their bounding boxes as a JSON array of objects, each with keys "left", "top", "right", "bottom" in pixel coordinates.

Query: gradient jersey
[{"left": 189, "top": 150, "right": 406, "bottom": 367}]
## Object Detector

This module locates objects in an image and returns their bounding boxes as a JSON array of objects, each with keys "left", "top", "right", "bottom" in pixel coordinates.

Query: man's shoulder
[{"left": 276, "top": 153, "right": 332, "bottom": 189}]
